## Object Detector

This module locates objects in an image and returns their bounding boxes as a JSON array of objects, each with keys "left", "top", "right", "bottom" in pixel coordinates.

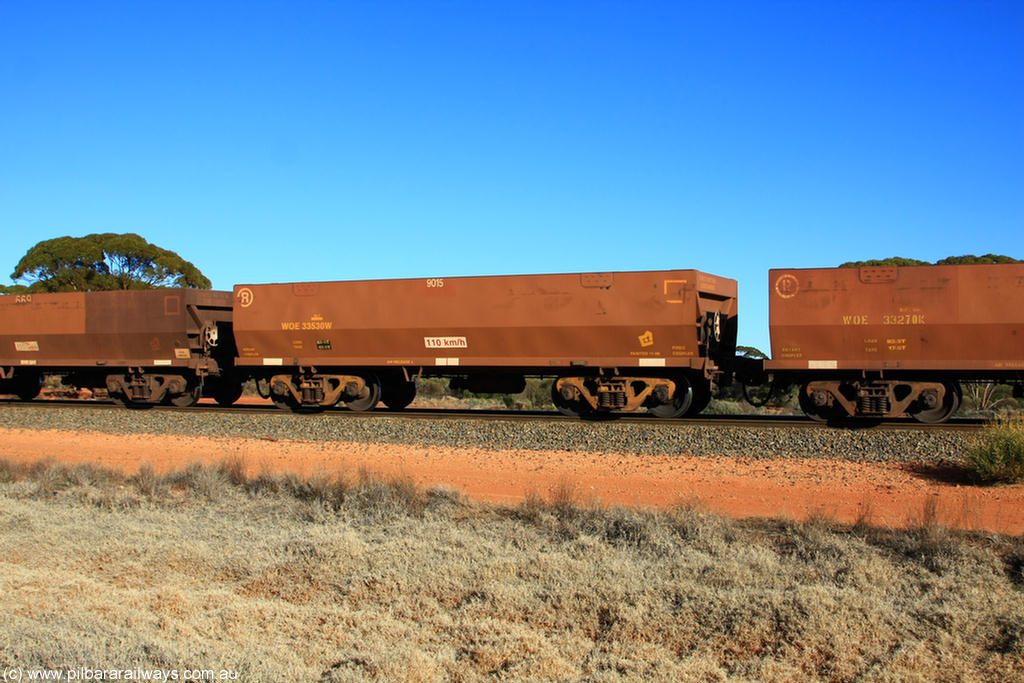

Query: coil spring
[
  {"left": 598, "top": 391, "right": 626, "bottom": 408},
  {"left": 858, "top": 393, "right": 889, "bottom": 415},
  {"left": 300, "top": 381, "right": 324, "bottom": 404}
]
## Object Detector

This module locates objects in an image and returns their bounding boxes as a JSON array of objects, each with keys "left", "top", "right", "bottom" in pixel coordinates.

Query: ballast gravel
[{"left": 0, "top": 403, "right": 973, "bottom": 463}]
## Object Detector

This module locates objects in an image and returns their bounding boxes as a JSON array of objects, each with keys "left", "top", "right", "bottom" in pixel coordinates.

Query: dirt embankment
[{"left": 1, "top": 427, "right": 1021, "bottom": 535}]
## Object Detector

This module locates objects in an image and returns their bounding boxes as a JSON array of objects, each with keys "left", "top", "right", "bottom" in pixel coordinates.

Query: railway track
[{"left": 0, "top": 397, "right": 989, "bottom": 432}]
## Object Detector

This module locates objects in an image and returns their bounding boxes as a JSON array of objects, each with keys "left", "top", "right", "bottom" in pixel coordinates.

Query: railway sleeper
[
  {"left": 801, "top": 379, "right": 960, "bottom": 423},
  {"left": 554, "top": 376, "right": 678, "bottom": 415}
]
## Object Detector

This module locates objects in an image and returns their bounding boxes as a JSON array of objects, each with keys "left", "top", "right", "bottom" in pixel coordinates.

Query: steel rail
[{"left": 0, "top": 398, "right": 989, "bottom": 432}]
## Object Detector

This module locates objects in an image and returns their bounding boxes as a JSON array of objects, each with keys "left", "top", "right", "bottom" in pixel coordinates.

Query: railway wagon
[
  {"left": 0, "top": 289, "right": 238, "bottom": 406},
  {"left": 766, "top": 263, "right": 1024, "bottom": 422},
  {"left": 232, "top": 269, "right": 738, "bottom": 416}
]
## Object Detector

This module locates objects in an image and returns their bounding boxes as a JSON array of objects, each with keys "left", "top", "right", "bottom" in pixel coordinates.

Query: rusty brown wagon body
[
  {"left": 0, "top": 289, "right": 237, "bottom": 405},
  {"left": 766, "top": 264, "right": 1024, "bottom": 422},
  {"left": 232, "top": 270, "right": 737, "bottom": 416}
]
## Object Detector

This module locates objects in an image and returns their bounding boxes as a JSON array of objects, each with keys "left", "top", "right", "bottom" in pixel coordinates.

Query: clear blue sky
[{"left": 2, "top": 1, "right": 1021, "bottom": 353}]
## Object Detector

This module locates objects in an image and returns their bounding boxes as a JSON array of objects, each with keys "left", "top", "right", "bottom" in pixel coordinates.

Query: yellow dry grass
[{"left": 0, "top": 457, "right": 1022, "bottom": 682}]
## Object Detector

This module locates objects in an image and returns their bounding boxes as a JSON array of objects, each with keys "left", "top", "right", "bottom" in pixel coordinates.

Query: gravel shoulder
[
  {"left": 4, "top": 403, "right": 1019, "bottom": 536},
  {"left": 1, "top": 404, "right": 1021, "bottom": 534}
]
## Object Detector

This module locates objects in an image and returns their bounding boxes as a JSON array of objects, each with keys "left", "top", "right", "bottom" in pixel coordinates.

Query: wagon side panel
[{"left": 233, "top": 270, "right": 737, "bottom": 372}]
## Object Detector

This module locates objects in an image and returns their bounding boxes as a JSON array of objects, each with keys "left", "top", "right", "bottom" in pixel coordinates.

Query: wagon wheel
[
  {"left": 14, "top": 373, "right": 42, "bottom": 401},
  {"left": 797, "top": 384, "right": 831, "bottom": 422},
  {"left": 211, "top": 380, "right": 244, "bottom": 406},
  {"left": 910, "top": 382, "right": 961, "bottom": 424},
  {"left": 110, "top": 392, "right": 154, "bottom": 410},
  {"left": 271, "top": 392, "right": 298, "bottom": 412},
  {"left": 648, "top": 376, "right": 694, "bottom": 418},
  {"left": 551, "top": 381, "right": 590, "bottom": 418},
  {"left": 169, "top": 383, "right": 202, "bottom": 407},
  {"left": 344, "top": 375, "right": 381, "bottom": 412},
  {"left": 686, "top": 378, "right": 713, "bottom": 416},
  {"left": 381, "top": 380, "right": 417, "bottom": 410}
]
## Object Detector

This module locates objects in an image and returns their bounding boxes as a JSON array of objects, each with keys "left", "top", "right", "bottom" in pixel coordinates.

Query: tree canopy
[
  {"left": 841, "top": 254, "right": 1020, "bottom": 268},
  {"left": 934, "top": 254, "right": 1021, "bottom": 265},
  {"left": 736, "top": 345, "right": 768, "bottom": 359},
  {"left": 9, "top": 233, "right": 211, "bottom": 292}
]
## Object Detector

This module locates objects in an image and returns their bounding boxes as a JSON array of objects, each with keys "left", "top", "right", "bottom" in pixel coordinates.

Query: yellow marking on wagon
[{"left": 663, "top": 279, "right": 687, "bottom": 303}]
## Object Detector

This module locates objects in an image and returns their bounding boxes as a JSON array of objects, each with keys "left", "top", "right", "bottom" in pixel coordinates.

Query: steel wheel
[
  {"left": 382, "top": 380, "right": 417, "bottom": 410},
  {"left": 211, "top": 380, "right": 244, "bottom": 406},
  {"left": 110, "top": 392, "right": 153, "bottom": 410},
  {"left": 911, "top": 382, "right": 961, "bottom": 424},
  {"left": 271, "top": 392, "right": 297, "bottom": 411},
  {"left": 551, "top": 381, "right": 589, "bottom": 417},
  {"left": 798, "top": 383, "right": 835, "bottom": 422},
  {"left": 169, "top": 384, "right": 201, "bottom": 407},
  {"left": 14, "top": 374, "right": 42, "bottom": 401},
  {"left": 344, "top": 375, "right": 381, "bottom": 412},
  {"left": 648, "top": 376, "right": 693, "bottom": 418},
  {"left": 686, "top": 378, "right": 713, "bottom": 416}
]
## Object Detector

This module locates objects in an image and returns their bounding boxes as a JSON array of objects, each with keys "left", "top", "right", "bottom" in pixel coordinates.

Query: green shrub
[
  {"left": 965, "top": 417, "right": 1024, "bottom": 484},
  {"left": 417, "top": 377, "right": 449, "bottom": 398}
]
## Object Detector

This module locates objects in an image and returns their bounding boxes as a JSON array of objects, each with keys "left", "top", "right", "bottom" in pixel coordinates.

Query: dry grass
[
  {"left": 966, "top": 416, "right": 1024, "bottom": 484},
  {"left": 1, "top": 457, "right": 1023, "bottom": 682}
]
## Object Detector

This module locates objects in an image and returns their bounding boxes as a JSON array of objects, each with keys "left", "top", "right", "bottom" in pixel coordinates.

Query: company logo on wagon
[
  {"left": 774, "top": 274, "right": 800, "bottom": 299},
  {"left": 236, "top": 287, "right": 254, "bottom": 308}
]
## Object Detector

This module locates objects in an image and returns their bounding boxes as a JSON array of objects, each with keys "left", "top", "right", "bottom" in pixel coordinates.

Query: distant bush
[
  {"left": 960, "top": 382, "right": 1023, "bottom": 417},
  {"left": 417, "top": 377, "right": 449, "bottom": 398},
  {"left": 516, "top": 378, "right": 554, "bottom": 410},
  {"left": 965, "top": 418, "right": 1024, "bottom": 484},
  {"left": 840, "top": 254, "right": 1020, "bottom": 268}
]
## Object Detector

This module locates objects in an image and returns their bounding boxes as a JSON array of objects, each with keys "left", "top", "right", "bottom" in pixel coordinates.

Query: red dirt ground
[{"left": 2, "top": 425, "right": 1022, "bottom": 535}]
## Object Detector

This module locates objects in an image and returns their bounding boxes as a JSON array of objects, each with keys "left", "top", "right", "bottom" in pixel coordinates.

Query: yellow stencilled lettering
[
  {"left": 882, "top": 314, "right": 926, "bottom": 325},
  {"left": 777, "top": 346, "right": 803, "bottom": 359},
  {"left": 887, "top": 338, "right": 908, "bottom": 351},
  {"left": 842, "top": 315, "right": 869, "bottom": 325},
  {"left": 283, "top": 321, "right": 333, "bottom": 330}
]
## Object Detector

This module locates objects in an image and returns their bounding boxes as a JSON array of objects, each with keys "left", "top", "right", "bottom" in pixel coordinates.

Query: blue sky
[{"left": 2, "top": 1, "right": 1021, "bottom": 352}]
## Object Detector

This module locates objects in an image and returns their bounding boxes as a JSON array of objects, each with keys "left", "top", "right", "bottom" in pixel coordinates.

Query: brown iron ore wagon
[
  {"left": 232, "top": 269, "right": 738, "bottom": 416},
  {"left": 0, "top": 289, "right": 237, "bottom": 406},
  {"left": 766, "top": 263, "right": 1024, "bottom": 422}
]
